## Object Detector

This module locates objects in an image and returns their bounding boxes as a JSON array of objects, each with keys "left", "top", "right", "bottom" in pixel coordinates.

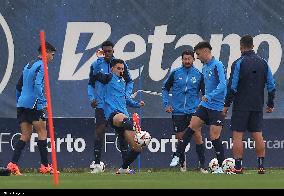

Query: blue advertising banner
[
  {"left": 0, "top": 0, "right": 284, "bottom": 118},
  {"left": 0, "top": 118, "right": 283, "bottom": 169}
]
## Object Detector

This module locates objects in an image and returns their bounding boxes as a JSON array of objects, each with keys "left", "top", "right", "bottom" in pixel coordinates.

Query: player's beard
[
  {"left": 104, "top": 57, "right": 111, "bottom": 63},
  {"left": 183, "top": 63, "right": 192, "bottom": 68}
]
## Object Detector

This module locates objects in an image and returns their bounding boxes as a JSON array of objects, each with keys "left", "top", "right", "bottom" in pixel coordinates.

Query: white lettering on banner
[
  {"left": 105, "top": 133, "right": 129, "bottom": 152},
  {"left": 57, "top": 137, "right": 65, "bottom": 151},
  {"left": 0, "top": 13, "right": 14, "bottom": 94},
  {"left": 74, "top": 138, "right": 86, "bottom": 152},
  {"left": 220, "top": 138, "right": 233, "bottom": 149},
  {"left": 103, "top": 135, "right": 284, "bottom": 153},
  {"left": 59, "top": 22, "right": 111, "bottom": 80},
  {"left": 254, "top": 34, "right": 282, "bottom": 74},
  {"left": 266, "top": 140, "right": 284, "bottom": 149},
  {"left": 148, "top": 25, "right": 176, "bottom": 81},
  {"left": 10, "top": 133, "right": 21, "bottom": 150},
  {"left": 147, "top": 138, "right": 160, "bottom": 152},
  {"left": 1, "top": 132, "right": 284, "bottom": 153},
  {"left": 59, "top": 22, "right": 282, "bottom": 81},
  {"left": 30, "top": 133, "right": 86, "bottom": 152},
  {"left": 170, "top": 135, "right": 178, "bottom": 152},
  {"left": 211, "top": 137, "right": 255, "bottom": 150},
  {"left": 205, "top": 138, "right": 213, "bottom": 149},
  {"left": 114, "top": 34, "right": 146, "bottom": 79},
  {"left": 30, "top": 133, "right": 37, "bottom": 152},
  {"left": 0, "top": 133, "right": 10, "bottom": 152},
  {"left": 65, "top": 133, "right": 74, "bottom": 152},
  {"left": 105, "top": 133, "right": 116, "bottom": 152}
]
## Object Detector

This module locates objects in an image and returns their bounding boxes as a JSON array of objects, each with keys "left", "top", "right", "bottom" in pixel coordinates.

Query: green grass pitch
[{"left": 1, "top": 169, "right": 284, "bottom": 189}]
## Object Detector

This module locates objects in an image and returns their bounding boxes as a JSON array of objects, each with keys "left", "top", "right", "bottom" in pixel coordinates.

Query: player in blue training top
[
  {"left": 91, "top": 58, "right": 145, "bottom": 174},
  {"left": 223, "top": 35, "right": 276, "bottom": 174},
  {"left": 7, "top": 42, "right": 58, "bottom": 175},
  {"left": 162, "top": 50, "right": 207, "bottom": 173},
  {"left": 176, "top": 41, "right": 227, "bottom": 169},
  {"left": 87, "top": 41, "right": 134, "bottom": 173}
]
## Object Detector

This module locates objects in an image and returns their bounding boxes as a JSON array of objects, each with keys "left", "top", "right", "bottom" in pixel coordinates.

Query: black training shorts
[
  {"left": 172, "top": 114, "right": 193, "bottom": 133},
  {"left": 17, "top": 107, "right": 46, "bottom": 124},
  {"left": 231, "top": 110, "right": 263, "bottom": 132},
  {"left": 193, "top": 105, "right": 224, "bottom": 126}
]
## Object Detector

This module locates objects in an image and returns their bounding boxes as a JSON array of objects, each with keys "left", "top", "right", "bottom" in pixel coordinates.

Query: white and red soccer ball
[
  {"left": 134, "top": 131, "right": 151, "bottom": 147},
  {"left": 89, "top": 161, "right": 105, "bottom": 173},
  {"left": 209, "top": 157, "right": 235, "bottom": 174},
  {"left": 208, "top": 158, "right": 220, "bottom": 172},
  {"left": 222, "top": 158, "right": 235, "bottom": 174}
]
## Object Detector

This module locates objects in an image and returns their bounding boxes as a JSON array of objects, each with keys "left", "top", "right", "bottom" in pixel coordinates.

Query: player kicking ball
[{"left": 90, "top": 59, "right": 151, "bottom": 174}]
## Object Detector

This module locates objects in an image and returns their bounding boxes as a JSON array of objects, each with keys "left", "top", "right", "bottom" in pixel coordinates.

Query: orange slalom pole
[{"left": 40, "top": 31, "right": 59, "bottom": 185}]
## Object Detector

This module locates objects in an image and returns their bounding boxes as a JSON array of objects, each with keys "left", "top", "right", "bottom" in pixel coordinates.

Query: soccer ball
[
  {"left": 222, "top": 158, "right": 235, "bottom": 174},
  {"left": 208, "top": 158, "right": 220, "bottom": 172},
  {"left": 90, "top": 161, "right": 105, "bottom": 173},
  {"left": 134, "top": 131, "right": 151, "bottom": 147}
]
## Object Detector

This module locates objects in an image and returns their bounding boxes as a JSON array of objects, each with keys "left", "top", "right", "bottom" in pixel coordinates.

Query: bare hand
[
  {"left": 96, "top": 49, "right": 105, "bottom": 58},
  {"left": 201, "top": 96, "right": 208, "bottom": 102},
  {"left": 223, "top": 107, "right": 229, "bottom": 117},
  {"left": 165, "top": 106, "right": 173, "bottom": 113},
  {"left": 91, "top": 100, "right": 98, "bottom": 108},
  {"left": 139, "top": 101, "right": 145, "bottom": 107},
  {"left": 266, "top": 106, "right": 274, "bottom": 113}
]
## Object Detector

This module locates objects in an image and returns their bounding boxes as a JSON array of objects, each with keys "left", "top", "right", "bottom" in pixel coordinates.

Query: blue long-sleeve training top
[
  {"left": 92, "top": 72, "right": 140, "bottom": 120},
  {"left": 225, "top": 50, "right": 276, "bottom": 111},
  {"left": 87, "top": 57, "right": 134, "bottom": 109},
  {"left": 16, "top": 58, "right": 47, "bottom": 110},
  {"left": 162, "top": 65, "right": 204, "bottom": 115},
  {"left": 200, "top": 57, "right": 227, "bottom": 111}
]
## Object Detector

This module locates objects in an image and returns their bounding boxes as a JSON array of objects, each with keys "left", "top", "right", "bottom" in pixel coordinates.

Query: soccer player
[
  {"left": 223, "top": 35, "right": 276, "bottom": 174},
  {"left": 88, "top": 41, "right": 134, "bottom": 173},
  {"left": 162, "top": 50, "right": 207, "bottom": 173},
  {"left": 7, "top": 42, "right": 58, "bottom": 175},
  {"left": 91, "top": 59, "right": 145, "bottom": 174},
  {"left": 175, "top": 41, "right": 227, "bottom": 169}
]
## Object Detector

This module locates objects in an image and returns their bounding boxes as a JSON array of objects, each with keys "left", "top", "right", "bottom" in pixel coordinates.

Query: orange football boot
[{"left": 7, "top": 162, "right": 22, "bottom": 176}]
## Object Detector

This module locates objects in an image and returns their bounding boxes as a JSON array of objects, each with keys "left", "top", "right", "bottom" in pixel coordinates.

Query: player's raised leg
[{"left": 111, "top": 113, "right": 142, "bottom": 174}]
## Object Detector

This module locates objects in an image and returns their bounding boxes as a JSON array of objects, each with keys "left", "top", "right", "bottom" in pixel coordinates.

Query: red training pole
[{"left": 40, "top": 31, "right": 59, "bottom": 185}]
